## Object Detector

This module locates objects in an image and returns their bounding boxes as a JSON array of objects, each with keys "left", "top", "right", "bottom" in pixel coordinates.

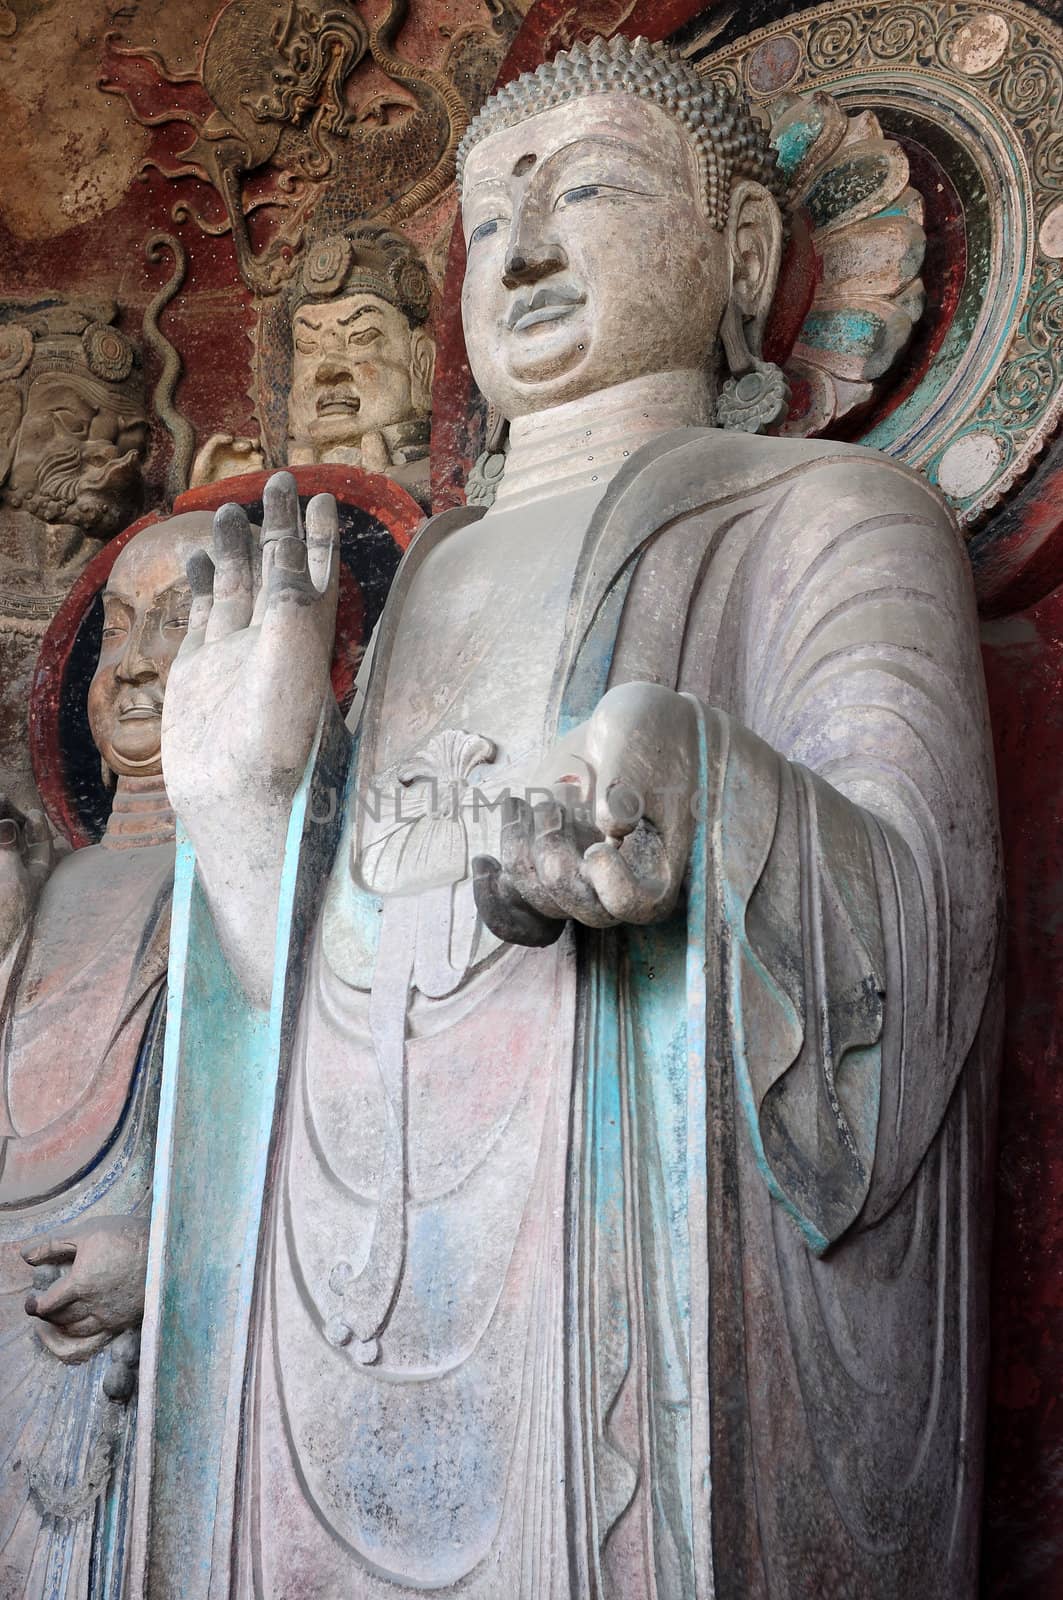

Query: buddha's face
[
  {"left": 287, "top": 291, "right": 433, "bottom": 455},
  {"left": 460, "top": 94, "right": 729, "bottom": 419},
  {"left": 87, "top": 513, "right": 212, "bottom": 778},
  {"left": 6, "top": 372, "right": 147, "bottom": 534}
]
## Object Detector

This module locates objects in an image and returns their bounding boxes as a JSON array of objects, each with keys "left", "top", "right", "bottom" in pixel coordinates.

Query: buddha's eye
[
  {"left": 347, "top": 326, "right": 382, "bottom": 348},
  {"left": 294, "top": 336, "right": 318, "bottom": 355},
  {"left": 469, "top": 218, "right": 500, "bottom": 246},
  {"left": 557, "top": 185, "right": 604, "bottom": 207}
]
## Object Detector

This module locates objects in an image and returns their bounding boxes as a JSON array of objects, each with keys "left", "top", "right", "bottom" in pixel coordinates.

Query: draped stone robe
[
  {"left": 0, "top": 787, "right": 172, "bottom": 1599},
  {"left": 140, "top": 428, "right": 1001, "bottom": 1600}
]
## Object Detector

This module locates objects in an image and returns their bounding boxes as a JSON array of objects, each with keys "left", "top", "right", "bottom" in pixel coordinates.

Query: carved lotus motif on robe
[{"left": 362, "top": 726, "right": 497, "bottom": 895}]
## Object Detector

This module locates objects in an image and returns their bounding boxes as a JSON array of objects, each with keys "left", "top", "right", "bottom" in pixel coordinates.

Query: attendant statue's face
[
  {"left": 288, "top": 291, "right": 433, "bottom": 454},
  {"left": 88, "top": 513, "right": 212, "bottom": 778},
  {"left": 460, "top": 91, "right": 781, "bottom": 420},
  {"left": 6, "top": 373, "right": 147, "bottom": 534}
]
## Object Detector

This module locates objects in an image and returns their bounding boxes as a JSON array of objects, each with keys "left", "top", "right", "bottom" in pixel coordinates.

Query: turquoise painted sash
[{"left": 132, "top": 706, "right": 350, "bottom": 1599}]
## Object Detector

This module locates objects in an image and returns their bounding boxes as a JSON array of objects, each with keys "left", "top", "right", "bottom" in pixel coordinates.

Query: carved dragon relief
[{"left": 99, "top": 0, "right": 479, "bottom": 297}]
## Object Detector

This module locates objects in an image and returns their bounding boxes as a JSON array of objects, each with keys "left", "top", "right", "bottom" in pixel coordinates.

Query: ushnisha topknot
[{"left": 456, "top": 34, "right": 786, "bottom": 232}]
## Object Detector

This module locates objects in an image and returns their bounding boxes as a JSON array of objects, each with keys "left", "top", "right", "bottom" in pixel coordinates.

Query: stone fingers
[
  {"left": 306, "top": 493, "right": 340, "bottom": 605},
  {"left": 501, "top": 796, "right": 569, "bottom": 920},
  {"left": 260, "top": 527, "right": 339, "bottom": 683},
  {"left": 253, "top": 470, "right": 301, "bottom": 625},
  {"left": 472, "top": 855, "right": 565, "bottom": 947},
  {"left": 184, "top": 550, "right": 216, "bottom": 648},
  {"left": 21, "top": 1236, "right": 78, "bottom": 1269},
  {"left": 581, "top": 820, "right": 676, "bottom": 923},
  {"left": 206, "top": 503, "right": 254, "bottom": 641},
  {"left": 531, "top": 799, "right": 617, "bottom": 928},
  {"left": 22, "top": 810, "right": 53, "bottom": 887},
  {"left": 24, "top": 1271, "right": 81, "bottom": 1323},
  {"left": 472, "top": 795, "right": 567, "bottom": 946}
]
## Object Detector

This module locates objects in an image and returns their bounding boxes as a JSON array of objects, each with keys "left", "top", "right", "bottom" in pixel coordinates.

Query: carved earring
[
  {"left": 715, "top": 295, "right": 790, "bottom": 435},
  {"left": 716, "top": 360, "right": 791, "bottom": 434},
  {"left": 466, "top": 402, "right": 509, "bottom": 509}
]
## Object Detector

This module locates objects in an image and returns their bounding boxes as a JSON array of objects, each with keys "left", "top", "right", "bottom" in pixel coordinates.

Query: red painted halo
[{"left": 31, "top": 465, "right": 424, "bottom": 849}]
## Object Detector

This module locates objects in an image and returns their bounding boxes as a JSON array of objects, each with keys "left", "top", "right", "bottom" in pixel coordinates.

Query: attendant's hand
[
  {"left": 0, "top": 803, "right": 52, "bottom": 961},
  {"left": 189, "top": 432, "right": 265, "bottom": 488},
  {"left": 22, "top": 1217, "right": 149, "bottom": 1366},
  {"left": 474, "top": 682, "right": 699, "bottom": 945}
]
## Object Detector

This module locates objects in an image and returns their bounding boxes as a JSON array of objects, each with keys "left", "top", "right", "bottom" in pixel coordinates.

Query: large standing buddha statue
[{"left": 144, "top": 35, "right": 1002, "bottom": 1600}]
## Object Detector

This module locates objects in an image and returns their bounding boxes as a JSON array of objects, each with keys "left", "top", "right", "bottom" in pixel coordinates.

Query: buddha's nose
[
  {"left": 502, "top": 192, "right": 566, "bottom": 289},
  {"left": 502, "top": 242, "right": 566, "bottom": 290}
]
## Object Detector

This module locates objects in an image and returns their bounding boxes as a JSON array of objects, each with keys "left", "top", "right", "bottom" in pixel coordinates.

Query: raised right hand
[
  {"left": 160, "top": 473, "right": 339, "bottom": 1004},
  {"left": 161, "top": 471, "right": 340, "bottom": 839}
]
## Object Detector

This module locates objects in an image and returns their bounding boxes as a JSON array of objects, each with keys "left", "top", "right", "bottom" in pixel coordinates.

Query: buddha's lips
[{"left": 507, "top": 285, "right": 585, "bottom": 333}]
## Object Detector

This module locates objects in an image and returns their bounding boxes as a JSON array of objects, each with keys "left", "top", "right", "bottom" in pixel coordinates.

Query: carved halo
[
  {"left": 29, "top": 469, "right": 423, "bottom": 848},
  {"left": 699, "top": 0, "right": 1063, "bottom": 534},
  {"left": 763, "top": 92, "right": 928, "bottom": 439}
]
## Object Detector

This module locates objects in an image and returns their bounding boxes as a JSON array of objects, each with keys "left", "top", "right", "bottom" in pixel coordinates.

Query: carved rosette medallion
[{"left": 700, "top": 0, "right": 1063, "bottom": 529}]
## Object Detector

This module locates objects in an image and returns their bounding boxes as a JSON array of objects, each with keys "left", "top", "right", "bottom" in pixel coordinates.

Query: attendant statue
[
  {"left": 190, "top": 225, "right": 436, "bottom": 504},
  {"left": 148, "top": 37, "right": 1001, "bottom": 1598},
  {"left": 0, "top": 513, "right": 209, "bottom": 1598},
  {"left": 0, "top": 298, "right": 148, "bottom": 814}
]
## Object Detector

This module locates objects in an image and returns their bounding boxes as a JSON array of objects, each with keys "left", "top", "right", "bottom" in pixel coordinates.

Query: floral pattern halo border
[{"left": 699, "top": 0, "right": 1063, "bottom": 529}]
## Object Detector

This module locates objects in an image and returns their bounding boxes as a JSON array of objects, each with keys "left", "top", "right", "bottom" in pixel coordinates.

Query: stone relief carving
[
  {"left": 192, "top": 225, "right": 436, "bottom": 503},
  {"left": 100, "top": 0, "right": 480, "bottom": 296},
  {"left": 142, "top": 232, "right": 196, "bottom": 501},
  {"left": 700, "top": 0, "right": 1063, "bottom": 527},
  {"left": 0, "top": 511, "right": 210, "bottom": 1598},
  {"left": 766, "top": 91, "right": 927, "bottom": 436},
  {"left": 102, "top": 0, "right": 523, "bottom": 509},
  {"left": 0, "top": 299, "right": 148, "bottom": 813},
  {"left": 138, "top": 34, "right": 1002, "bottom": 1600}
]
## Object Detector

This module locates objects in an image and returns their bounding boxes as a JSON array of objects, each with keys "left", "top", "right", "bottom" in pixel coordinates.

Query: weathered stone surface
[
  {"left": 192, "top": 226, "right": 437, "bottom": 505},
  {"left": 0, "top": 298, "right": 148, "bottom": 814},
  {"left": 0, "top": 512, "right": 209, "bottom": 1598},
  {"left": 142, "top": 37, "right": 1002, "bottom": 1599}
]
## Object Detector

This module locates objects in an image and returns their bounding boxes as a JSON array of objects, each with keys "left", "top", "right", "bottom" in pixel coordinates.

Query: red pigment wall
[{"left": 982, "top": 598, "right": 1063, "bottom": 1598}]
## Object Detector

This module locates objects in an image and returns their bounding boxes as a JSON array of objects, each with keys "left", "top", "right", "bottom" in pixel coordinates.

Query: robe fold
[
  {"left": 0, "top": 840, "right": 171, "bottom": 1599},
  {"left": 137, "top": 429, "right": 1001, "bottom": 1599}
]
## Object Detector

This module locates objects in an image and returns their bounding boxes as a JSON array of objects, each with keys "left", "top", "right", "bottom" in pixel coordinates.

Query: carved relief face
[
  {"left": 461, "top": 94, "right": 729, "bottom": 419},
  {"left": 287, "top": 291, "right": 433, "bottom": 457},
  {"left": 6, "top": 373, "right": 147, "bottom": 534},
  {"left": 87, "top": 514, "right": 211, "bottom": 778}
]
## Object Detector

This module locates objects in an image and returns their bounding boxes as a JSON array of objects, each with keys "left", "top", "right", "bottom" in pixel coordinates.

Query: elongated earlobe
[
  {"left": 715, "top": 180, "right": 789, "bottom": 433},
  {"left": 410, "top": 330, "right": 436, "bottom": 416}
]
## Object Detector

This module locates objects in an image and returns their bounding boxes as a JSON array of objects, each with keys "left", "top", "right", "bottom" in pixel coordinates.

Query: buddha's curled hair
[{"left": 455, "top": 34, "right": 786, "bottom": 232}]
